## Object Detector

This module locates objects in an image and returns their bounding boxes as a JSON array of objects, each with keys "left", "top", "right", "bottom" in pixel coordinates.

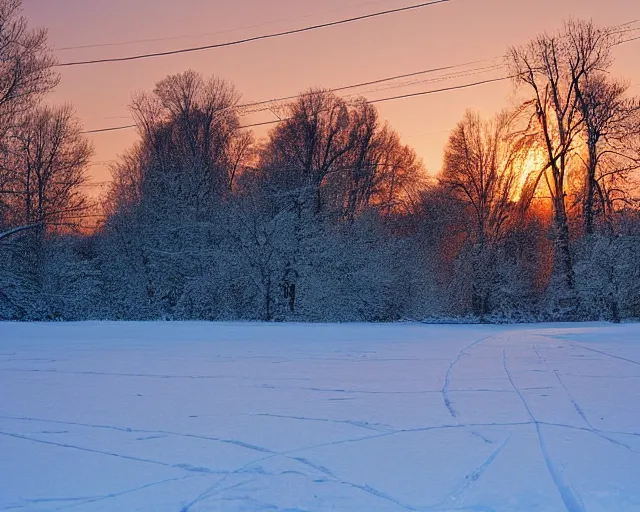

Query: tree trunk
[
  {"left": 264, "top": 276, "right": 272, "bottom": 321},
  {"left": 549, "top": 196, "right": 578, "bottom": 319},
  {"left": 584, "top": 147, "right": 598, "bottom": 236},
  {"left": 553, "top": 202, "right": 575, "bottom": 290}
]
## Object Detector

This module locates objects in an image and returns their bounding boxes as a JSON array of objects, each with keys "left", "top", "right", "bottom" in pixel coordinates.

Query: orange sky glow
[{"left": 23, "top": 0, "right": 639, "bottom": 196}]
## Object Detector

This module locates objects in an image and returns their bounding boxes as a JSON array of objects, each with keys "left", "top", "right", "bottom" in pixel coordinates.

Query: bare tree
[
  {"left": 575, "top": 74, "right": 627, "bottom": 233},
  {"left": 227, "top": 130, "right": 254, "bottom": 193},
  {"left": 508, "top": 19, "right": 615, "bottom": 315},
  {"left": 4, "top": 104, "right": 92, "bottom": 231},
  {"left": 442, "top": 110, "right": 523, "bottom": 246},
  {"left": 582, "top": 79, "right": 640, "bottom": 232},
  {"left": 100, "top": 72, "right": 251, "bottom": 319},
  {"left": 0, "top": 0, "right": 58, "bottom": 124},
  {"left": 351, "top": 123, "right": 426, "bottom": 220},
  {"left": 561, "top": 19, "right": 640, "bottom": 235},
  {"left": 129, "top": 70, "right": 243, "bottom": 214},
  {"left": 0, "top": 104, "right": 92, "bottom": 319},
  {"left": 342, "top": 99, "right": 379, "bottom": 221},
  {"left": 0, "top": 0, "right": 58, "bottom": 239},
  {"left": 261, "top": 90, "right": 356, "bottom": 216},
  {"left": 441, "top": 110, "right": 524, "bottom": 318},
  {"left": 260, "top": 91, "right": 426, "bottom": 220},
  {"left": 105, "top": 143, "right": 146, "bottom": 217}
]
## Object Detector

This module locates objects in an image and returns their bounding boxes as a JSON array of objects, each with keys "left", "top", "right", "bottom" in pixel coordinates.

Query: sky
[{"left": 22, "top": 0, "right": 640, "bottom": 194}]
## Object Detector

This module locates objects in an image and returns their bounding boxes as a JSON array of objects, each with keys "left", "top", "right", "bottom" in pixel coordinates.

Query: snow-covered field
[{"left": 1, "top": 322, "right": 640, "bottom": 512}]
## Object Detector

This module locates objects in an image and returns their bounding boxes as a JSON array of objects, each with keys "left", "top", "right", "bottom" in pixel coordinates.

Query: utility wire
[
  {"left": 83, "top": 124, "right": 136, "bottom": 134},
  {"left": 82, "top": 74, "right": 511, "bottom": 136},
  {"left": 81, "top": 59, "right": 504, "bottom": 134},
  {"left": 337, "top": 64, "right": 504, "bottom": 101},
  {"left": 57, "top": 0, "right": 450, "bottom": 67},
  {"left": 78, "top": 19, "right": 640, "bottom": 133},
  {"left": 618, "top": 35, "right": 640, "bottom": 45},
  {"left": 79, "top": 21, "right": 638, "bottom": 134},
  {"left": 240, "top": 57, "right": 502, "bottom": 109},
  {"left": 55, "top": 0, "right": 392, "bottom": 52},
  {"left": 240, "top": 76, "right": 512, "bottom": 129},
  {"left": 80, "top": 30, "right": 640, "bottom": 134},
  {"left": 237, "top": 27, "right": 640, "bottom": 114},
  {"left": 369, "top": 75, "right": 511, "bottom": 104}
]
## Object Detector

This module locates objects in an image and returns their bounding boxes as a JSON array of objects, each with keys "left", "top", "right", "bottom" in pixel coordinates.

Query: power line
[
  {"left": 77, "top": 19, "right": 640, "bottom": 134},
  {"left": 241, "top": 76, "right": 512, "bottom": 128},
  {"left": 338, "top": 63, "right": 504, "bottom": 100},
  {"left": 618, "top": 35, "right": 640, "bottom": 45},
  {"left": 241, "top": 119, "right": 283, "bottom": 129},
  {"left": 63, "top": 16, "right": 638, "bottom": 62},
  {"left": 612, "top": 20, "right": 640, "bottom": 45},
  {"left": 240, "top": 58, "right": 502, "bottom": 109},
  {"left": 369, "top": 75, "right": 511, "bottom": 104},
  {"left": 80, "top": 30, "right": 639, "bottom": 135},
  {"left": 55, "top": 0, "right": 392, "bottom": 52},
  {"left": 82, "top": 74, "right": 511, "bottom": 139},
  {"left": 57, "top": 0, "right": 451, "bottom": 67},
  {"left": 81, "top": 59, "right": 504, "bottom": 134},
  {"left": 83, "top": 124, "right": 136, "bottom": 134}
]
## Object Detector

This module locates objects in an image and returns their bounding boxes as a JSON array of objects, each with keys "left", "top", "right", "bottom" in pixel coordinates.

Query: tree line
[{"left": 1, "top": 1, "right": 639, "bottom": 322}]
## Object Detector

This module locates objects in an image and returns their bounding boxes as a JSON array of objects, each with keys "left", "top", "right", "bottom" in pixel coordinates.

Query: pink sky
[{"left": 23, "top": 0, "right": 639, "bottom": 192}]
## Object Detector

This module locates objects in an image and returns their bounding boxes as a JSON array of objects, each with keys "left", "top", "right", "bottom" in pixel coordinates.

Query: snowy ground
[{"left": 1, "top": 322, "right": 640, "bottom": 512}]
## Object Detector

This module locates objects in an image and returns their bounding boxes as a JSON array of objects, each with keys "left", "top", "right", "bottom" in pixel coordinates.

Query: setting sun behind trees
[{"left": 517, "top": 148, "right": 547, "bottom": 201}]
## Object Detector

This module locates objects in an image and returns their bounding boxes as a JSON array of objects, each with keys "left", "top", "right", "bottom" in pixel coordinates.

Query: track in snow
[{"left": 1, "top": 321, "right": 640, "bottom": 512}]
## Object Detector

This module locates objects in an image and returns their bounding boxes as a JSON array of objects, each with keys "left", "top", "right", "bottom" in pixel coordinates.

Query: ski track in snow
[
  {"left": 1, "top": 322, "right": 640, "bottom": 511},
  {"left": 428, "top": 434, "right": 512, "bottom": 511},
  {"left": 551, "top": 368, "right": 637, "bottom": 452},
  {"left": 441, "top": 335, "right": 495, "bottom": 419},
  {"left": 441, "top": 334, "right": 495, "bottom": 444},
  {"left": 502, "top": 339, "right": 585, "bottom": 512},
  {"left": 566, "top": 342, "right": 640, "bottom": 367}
]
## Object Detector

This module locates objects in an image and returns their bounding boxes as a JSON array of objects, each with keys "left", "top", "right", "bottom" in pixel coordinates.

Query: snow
[{"left": 1, "top": 322, "right": 640, "bottom": 512}]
